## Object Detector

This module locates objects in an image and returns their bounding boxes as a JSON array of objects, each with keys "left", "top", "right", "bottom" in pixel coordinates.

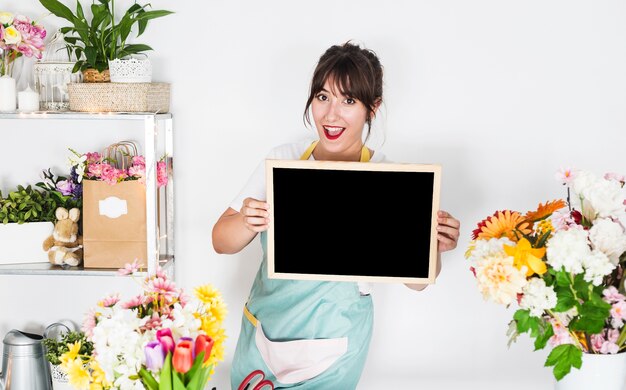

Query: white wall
[{"left": 2, "top": 1, "right": 626, "bottom": 389}]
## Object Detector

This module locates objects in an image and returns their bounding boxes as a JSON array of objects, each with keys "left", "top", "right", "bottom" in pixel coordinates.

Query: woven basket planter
[
  {"left": 68, "top": 82, "right": 170, "bottom": 113},
  {"left": 82, "top": 68, "right": 110, "bottom": 83}
]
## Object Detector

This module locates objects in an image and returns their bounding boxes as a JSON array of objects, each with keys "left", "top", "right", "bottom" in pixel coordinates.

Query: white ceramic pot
[
  {"left": 0, "top": 221, "right": 54, "bottom": 264},
  {"left": 50, "top": 363, "right": 74, "bottom": 390},
  {"left": 554, "top": 352, "right": 626, "bottom": 390},
  {"left": 108, "top": 57, "right": 152, "bottom": 83}
]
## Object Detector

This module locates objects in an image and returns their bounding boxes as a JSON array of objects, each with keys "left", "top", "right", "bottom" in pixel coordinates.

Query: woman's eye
[
  {"left": 345, "top": 98, "right": 356, "bottom": 104},
  {"left": 316, "top": 94, "right": 327, "bottom": 101}
]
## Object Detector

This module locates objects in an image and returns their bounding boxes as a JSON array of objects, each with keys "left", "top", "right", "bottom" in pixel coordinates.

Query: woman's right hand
[{"left": 240, "top": 197, "right": 270, "bottom": 232}]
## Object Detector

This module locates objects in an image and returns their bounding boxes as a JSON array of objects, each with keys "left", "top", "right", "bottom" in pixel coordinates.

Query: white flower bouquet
[{"left": 466, "top": 168, "right": 626, "bottom": 380}]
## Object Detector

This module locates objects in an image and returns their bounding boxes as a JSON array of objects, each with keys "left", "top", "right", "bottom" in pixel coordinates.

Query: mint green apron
[{"left": 231, "top": 142, "right": 374, "bottom": 389}]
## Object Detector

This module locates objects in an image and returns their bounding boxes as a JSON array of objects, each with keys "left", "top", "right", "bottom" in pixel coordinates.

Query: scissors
[{"left": 237, "top": 369, "right": 275, "bottom": 390}]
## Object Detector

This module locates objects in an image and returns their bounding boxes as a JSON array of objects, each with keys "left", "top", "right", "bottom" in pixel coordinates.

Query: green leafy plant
[
  {"left": 39, "top": 0, "right": 173, "bottom": 72},
  {"left": 43, "top": 331, "right": 93, "bottom": 366},
  {"left": 0, "top": 185, "right": 59, "bottom": 224}
]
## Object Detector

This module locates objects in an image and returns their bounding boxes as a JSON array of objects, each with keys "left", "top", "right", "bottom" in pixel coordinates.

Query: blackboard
[{"left": 266, "top": 159, "right": 441, "bottom": 284}]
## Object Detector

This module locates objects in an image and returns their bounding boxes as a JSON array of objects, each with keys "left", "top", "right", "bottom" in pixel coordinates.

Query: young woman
[{"left": 212, "top": 42, "right": 461, "bottom": 389}]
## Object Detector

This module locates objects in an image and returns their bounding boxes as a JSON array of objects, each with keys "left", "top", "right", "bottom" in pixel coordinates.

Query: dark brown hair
[{"left": 303, "top": 41, "right": 383, "bottom": 135}]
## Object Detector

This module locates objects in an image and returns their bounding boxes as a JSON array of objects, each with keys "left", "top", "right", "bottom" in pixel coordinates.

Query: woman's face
[{"left": 311, "top": 78, "right": 369, "bottom": 161}]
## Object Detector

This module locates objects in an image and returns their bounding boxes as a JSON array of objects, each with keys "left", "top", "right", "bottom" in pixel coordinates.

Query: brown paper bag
[
  {"left": 82, "top": 180, "right": 147, "bottom": 269},
  {"left": 82, "top": 141, "right": 148, "bottom": 269}
]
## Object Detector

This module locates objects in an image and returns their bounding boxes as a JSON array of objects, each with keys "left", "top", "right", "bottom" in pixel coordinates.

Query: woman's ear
[{"left": 370, "top": 98, "right": 382, "bottom": 118}]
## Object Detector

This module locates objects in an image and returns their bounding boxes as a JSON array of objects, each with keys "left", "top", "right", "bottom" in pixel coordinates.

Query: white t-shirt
[{"left": 229, "top": 139, "right": 387, "bottom": 295}]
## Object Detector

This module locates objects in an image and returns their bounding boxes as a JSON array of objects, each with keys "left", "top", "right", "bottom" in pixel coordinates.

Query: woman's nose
[{"left": 324, "top": 100, "right": 340, "bottom": 122}]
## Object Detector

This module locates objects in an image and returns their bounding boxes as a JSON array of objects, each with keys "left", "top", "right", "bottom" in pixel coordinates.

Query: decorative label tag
[{"left": 99, "top": 196, "right": 128, "bottom": 219}]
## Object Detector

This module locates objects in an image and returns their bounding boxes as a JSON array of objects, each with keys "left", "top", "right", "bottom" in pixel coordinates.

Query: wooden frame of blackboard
[{"left": 266, "top": 159, "right": 441, "bottom": 284}]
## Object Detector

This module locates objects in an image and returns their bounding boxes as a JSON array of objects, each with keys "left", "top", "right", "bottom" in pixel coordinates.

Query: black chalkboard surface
[{"left": 266, "top": 159, "right": 441, "bottom": 284}]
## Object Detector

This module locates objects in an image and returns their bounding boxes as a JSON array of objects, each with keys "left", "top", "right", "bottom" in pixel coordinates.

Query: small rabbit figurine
[{"left": 42, "top": 207, "right": 83, "bottom": 267}]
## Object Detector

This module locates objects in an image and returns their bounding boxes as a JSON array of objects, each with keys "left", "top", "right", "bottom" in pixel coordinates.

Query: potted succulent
[{"left": 39, "top": 0, "right": 172, "bottom": 82}]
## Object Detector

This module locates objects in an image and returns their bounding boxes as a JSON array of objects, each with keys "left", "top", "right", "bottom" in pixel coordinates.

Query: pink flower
[
  {"left": 99, "top": 293, "right": 120, "bottom": 308},
  {"left": 610, "top": 301, "right": 626, "bottom": 328},
  {"left": 155, "top": 266, "right": 167, "bottom": 280},
  {"left": 157, "top": 161, "right": 168, "bottom": 187},
  {"left": 128, "top": 164, "right": 145, "bottom": 180},
  {"left": 604, "top": 172, "right": 625, "bottom": 186},
  {"left": 548, "top": 319, "right": 574, "bottom": 347},
  {"left": 123, "top": 294, "right": 148, "bottom": 309},
  {"left": 590, "top": 333, "right": 605, "bottom": 352},
  {"left": 603, "top": 286, "right": 626, "bottom": 304},
  {"left": 132, "top": 156, "right": 146, "bottom": 167},
  {"left": 141, "top": 313, "right": 163, "bottom": 331},
  {"left": 85, "top": 152, "right": 101, "bottom": 165},
  {"left": 118, "top": 259, "right": 142, "bottom": 276},
  {"left": 592, "top": 329, "right": 620, "bottom": 354},
  {"left": 148, "top": 277, "right": 178, "bottom": 301},
  {"left": 555, "top": 167, "right": 577, "bottom": 185},
  {"left": 88, "top": 163, "right": 105, "bottom": 178},
  {"left": 82, "top": 308, "right": 97, "bottom": 338}
]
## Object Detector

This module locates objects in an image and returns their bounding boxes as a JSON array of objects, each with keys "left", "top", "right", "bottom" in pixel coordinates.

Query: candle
[
  {"left": 0, "top": 75, "right": 16, "bottom": 112},
  {"left": 18, "top": 86, "right": 40, "bottom": 112}
]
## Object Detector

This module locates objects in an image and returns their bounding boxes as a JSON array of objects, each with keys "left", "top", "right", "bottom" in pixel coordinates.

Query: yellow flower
[
  {"left": 89, "top": 361, "right": 111, "bottom": 388},
  {"left": 59, "top": 341, "right": 82, "bottom": 367},
  {"left": 536, "top": 219, "right": 554, "bottom": 237},
  {"left": 503, "top": 237, "right": 547, "bottom": 277},
  {"left": 477, "top": 210, "right": 531, "bottom": 242},
  {"left": 66, "top": 358, "right": 91, "bottom": 389},
  {"left": 195, "top": 284, "right": 228, "bottom": 323},
  {"left": 195, "top": 284, "right": 220, "bottom": 304},
  {"left": 465, "top": 240, "right": 476, "bottom": 259},
  {"left": 3, "top": 26, "right": 21, "bottom": 45}
]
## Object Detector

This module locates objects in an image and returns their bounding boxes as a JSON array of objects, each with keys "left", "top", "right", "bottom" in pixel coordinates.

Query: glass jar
[{"left": 33, "top": 31, "right": 82, "bottom": 111}]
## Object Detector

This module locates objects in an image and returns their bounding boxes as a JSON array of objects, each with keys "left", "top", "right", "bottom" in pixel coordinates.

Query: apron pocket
[{"left": 254, "top": 319, "right": 348, "bottom": 384}]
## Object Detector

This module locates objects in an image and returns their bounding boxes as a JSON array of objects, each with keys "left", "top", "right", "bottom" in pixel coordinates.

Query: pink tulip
[{"left": 156, "top": 328, "right": 175, "bottom": 354}]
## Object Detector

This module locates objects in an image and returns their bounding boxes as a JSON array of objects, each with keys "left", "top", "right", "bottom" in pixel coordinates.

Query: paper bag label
[{"left": 99, "top": 196, "right": 128, "bottom": 218}]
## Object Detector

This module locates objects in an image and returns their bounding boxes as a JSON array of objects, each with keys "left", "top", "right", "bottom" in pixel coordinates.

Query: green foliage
[
  {"left": 141, "top": 352, "right": 213, "bottom": 390},
  {"left": 43, "top": 331, "right": 93, "bottom": 365},
  {"left": 0, "top": 185, "right": 58, "bottom": 224},
  {"left": 39, "top": 0, "right": 173, "bottom": 72},
  {"left": 545, "top": 344, "right": 583, "bottom": 381}
]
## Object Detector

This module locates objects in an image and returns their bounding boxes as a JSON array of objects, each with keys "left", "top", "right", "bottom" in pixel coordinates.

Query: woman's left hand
[{"left": 437, "top": 210, "right": 460, "bottom": 253}]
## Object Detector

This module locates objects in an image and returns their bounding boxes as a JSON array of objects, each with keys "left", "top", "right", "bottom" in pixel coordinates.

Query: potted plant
[
  {"left": 43, "top": 330, "right": 93, "bottom": 390},
  {"left": 39, "top": 0, "right": 172, "bottom": 82},
  {"left": 0, "top": 184, "right": 63, "bottom": 264}
]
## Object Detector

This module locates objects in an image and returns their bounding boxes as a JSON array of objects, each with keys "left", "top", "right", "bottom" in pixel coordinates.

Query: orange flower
[
  {"left": 477, "top": 210, "right": 531, "bottom": 242},
  {"left": 524, "top": 200, "right": 567, "bottom": 223}
]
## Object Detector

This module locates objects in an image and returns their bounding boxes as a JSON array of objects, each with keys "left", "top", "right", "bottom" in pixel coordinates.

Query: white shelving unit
[{"left": 0, "top": 111, "right": 174, "bottom": 278}]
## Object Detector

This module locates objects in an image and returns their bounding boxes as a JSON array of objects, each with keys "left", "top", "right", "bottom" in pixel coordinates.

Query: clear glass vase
[{"left": 0, "top": 48, "right": 15, "bottom": 77}]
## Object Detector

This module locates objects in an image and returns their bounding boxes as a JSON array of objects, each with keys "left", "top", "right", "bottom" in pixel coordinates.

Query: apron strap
[
  {"left": 244, "top": 304, "right": 258, "bottom": 327},
  {"left": 300, "top": 141, "right": 371, "bottom": 162}
]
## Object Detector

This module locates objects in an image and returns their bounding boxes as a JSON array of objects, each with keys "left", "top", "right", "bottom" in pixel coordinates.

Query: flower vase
[
  {"left": 554, "top": 352, "right": 626, "bottom": 390},
  {"left": 0, "top": 49, "right": 17, "bottom": 112}
]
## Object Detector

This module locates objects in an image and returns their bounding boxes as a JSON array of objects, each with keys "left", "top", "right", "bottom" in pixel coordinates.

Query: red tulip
[
  {"left": 194, "top": 334, "right": 214, "bottom": 363},
  {"left": 172, "top": 340, "right": 193, "bottom": 374}
]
